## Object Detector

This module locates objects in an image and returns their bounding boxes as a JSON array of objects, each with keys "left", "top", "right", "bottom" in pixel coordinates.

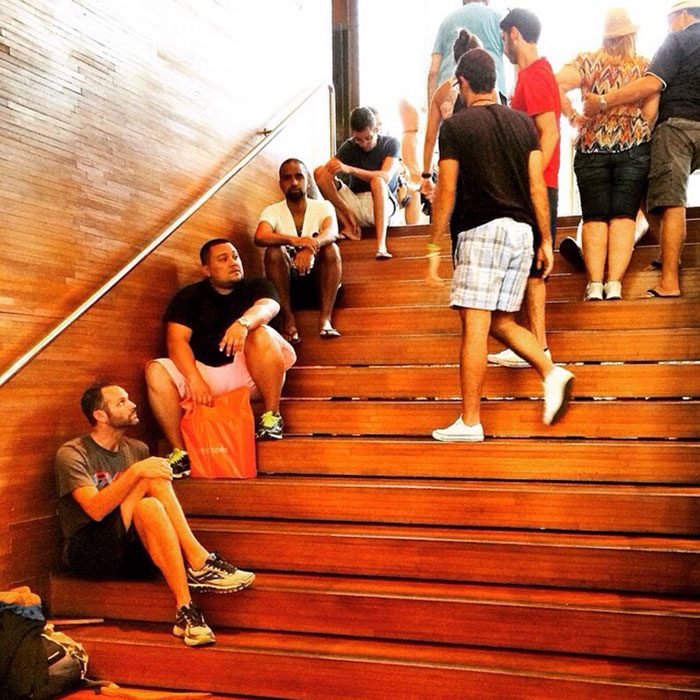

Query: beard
[
  {"left": 285, "top": 189, "right": 305, "bottom": 202},
  {"left": 106, "top": 408, "right": 139, "bottom": 429}
]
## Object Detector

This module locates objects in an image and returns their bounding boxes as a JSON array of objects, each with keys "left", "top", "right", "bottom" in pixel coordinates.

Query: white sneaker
[
  {"left": 432, "top": 417, "right": 484, "bottom": 442},
  {"left": 584, "top": 281, "right": 604, "bottom": 301},
  {"left": 542, "top": 366, "right": 575, "bottom": 425},
  {"left": 604, "top": 281, "right": 622, "bottom": 300},
  {"left": 487, "top": 347, "right": 552, "bottom": 369}
]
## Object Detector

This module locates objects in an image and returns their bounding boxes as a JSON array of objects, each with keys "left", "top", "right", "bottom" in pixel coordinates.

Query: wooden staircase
[{"left": 51, "top": 216, "right": 700, "bottom": 698}]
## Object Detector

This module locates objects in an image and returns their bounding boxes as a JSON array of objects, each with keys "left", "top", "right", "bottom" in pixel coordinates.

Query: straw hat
[
  {"left": 603, "top": 8, "right": 639, "bottom": 38},
  {"left": 668, "top": 0, "right": 700, "bottom": 12}
]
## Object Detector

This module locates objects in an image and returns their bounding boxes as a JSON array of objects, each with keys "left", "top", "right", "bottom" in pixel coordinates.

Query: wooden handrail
[{"left": 1, "top": 82, "right": 335, "bottom": 387}]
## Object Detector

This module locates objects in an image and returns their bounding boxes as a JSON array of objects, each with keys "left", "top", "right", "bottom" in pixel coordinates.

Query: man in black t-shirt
[
  {"left": 583, "top": 1, "right": 700, "bottom": 298},
  {"left": 145, "top": 239, "right": 296, "bottom": 448},
  {"left": 314, "top": 107, "right": 400, "bottom": 259},
  {"left": 427, "top": 48, "right": 574, "bottom": 442}
]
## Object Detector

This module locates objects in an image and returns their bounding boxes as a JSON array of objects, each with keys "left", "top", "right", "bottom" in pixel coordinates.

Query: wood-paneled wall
[{"left": 0, "top": 0, "right": 333, "bottom": 595}]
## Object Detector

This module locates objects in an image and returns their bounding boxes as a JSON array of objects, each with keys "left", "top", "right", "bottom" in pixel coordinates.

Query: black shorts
[
  {"left": 65, "top": 508, "right": 159, "bottom": 580},
  {"left": 290, "top": 271, "right": 345, "bottom": 310}
]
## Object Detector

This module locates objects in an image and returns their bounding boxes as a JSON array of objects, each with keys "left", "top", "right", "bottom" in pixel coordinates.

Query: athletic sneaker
[
  {"left": 256, "top": 410, "right": 283, "bottom": 440},
  {"left": 543, "top": 366, "right": 575, "bottom": 425},
  {"left": 604, "top": 281, "right": 622, "bottom": 300},
  {"left": 432, "top": 417, "right": 484, "bottom": 442},
  {"left": 187, "top": 552, "right": 255, "bottom": 593},
  {"left": 487, "top": 347, "right": 552, "bottom": 369},
  {"left": 166, "top": 448, "right": 190, "bottom": 479},
  {"left": 173, "top": 601, "right": 215, "bottom": 647},
  {"left": 584, "top": 281, "right": 604, "bottom": 301}
]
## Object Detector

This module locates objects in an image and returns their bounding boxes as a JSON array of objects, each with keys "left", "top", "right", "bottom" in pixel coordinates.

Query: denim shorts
[
  {"left": 647, "top": 118, "right": 700, "bottom": 210},
  {"left": 574, "top": 142, "right": 651, "bottom": 222}
]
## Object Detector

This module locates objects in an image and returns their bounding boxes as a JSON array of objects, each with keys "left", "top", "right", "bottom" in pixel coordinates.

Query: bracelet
[
  {"left": 426, "top": 242, "right": 440, "bottom": 253},
  {"left": 421, "top": 172, "right": 432, "bottom": 179}
]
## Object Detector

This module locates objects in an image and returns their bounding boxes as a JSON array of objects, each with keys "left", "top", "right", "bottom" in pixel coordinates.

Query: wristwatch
[
  {"left": 599, "top": 95, "right": 608, "bottom": 111},
  {"left": 236, "top": 316, "right": 252, "bottom": 329}
]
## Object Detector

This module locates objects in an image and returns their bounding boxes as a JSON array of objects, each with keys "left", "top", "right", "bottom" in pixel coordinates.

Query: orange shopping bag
[{"left": 180, "top": 387, "right": 257, "bottom": 479}]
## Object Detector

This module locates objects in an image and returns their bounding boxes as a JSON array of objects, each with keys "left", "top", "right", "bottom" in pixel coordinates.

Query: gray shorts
[
  {"left": 450, "top": 218, "right": 534, "bottom": 312},
  {"left": 647, "top": 118, "right": 700, "bottom": 210}
]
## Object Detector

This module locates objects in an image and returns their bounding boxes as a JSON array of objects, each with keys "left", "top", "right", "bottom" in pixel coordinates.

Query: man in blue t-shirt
[
  {"left": 428, "top": 0, "right": 506, "bottom": 105},
  {"left": 314, "top": 107, "right": 400, "bottom": 259},
  {"left": 583, "top": 0, "right": 700, "bottom": 298}
]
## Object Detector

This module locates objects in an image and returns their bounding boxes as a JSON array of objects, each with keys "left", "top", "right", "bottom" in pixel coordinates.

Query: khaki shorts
[
  {"left": 337, "top": 181, "right": 397, "bottom": 227},
  {"left": 153, "top": 325, "right": 296, "bottom": 400},
  {"left": 647, "top": 118, "right": 700, "bottom": 210}
]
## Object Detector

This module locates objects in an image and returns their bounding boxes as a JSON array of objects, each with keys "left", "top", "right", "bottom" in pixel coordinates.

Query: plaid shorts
[{"left": 450, "top": 217, "right": 534, "bottom": 312}]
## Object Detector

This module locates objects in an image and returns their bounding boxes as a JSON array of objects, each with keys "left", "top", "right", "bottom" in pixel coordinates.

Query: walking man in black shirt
[
  {"left": 427, "top": 48, "right": 574, "bottom": 442},
  {"left": 146, "top": 239, "right": 296, "bottom": 454}
]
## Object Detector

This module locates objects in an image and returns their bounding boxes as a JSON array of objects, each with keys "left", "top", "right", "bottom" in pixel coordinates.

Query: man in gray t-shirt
[{"left": 54, "top": 381, "right": 256, "bottom": 647}]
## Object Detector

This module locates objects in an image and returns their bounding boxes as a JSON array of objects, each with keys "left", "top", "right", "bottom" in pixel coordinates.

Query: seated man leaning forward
[
  {"left": 55, "top": 381, "right": 255, "bottom": 647},
  {"left": 255, "top": 158, "right": 342, "bottom": 343},
  {"left": 314, "top": 106, "right": 400, "bottom": 259},
  {"left": 145, "top": 238, "right": 296, "bottom": 457}
]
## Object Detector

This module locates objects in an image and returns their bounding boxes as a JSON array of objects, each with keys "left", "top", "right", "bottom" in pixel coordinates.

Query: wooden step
[
  {"left": 278, "top": 398, "right": 699, "bottom": 440},
  {"left": 339, "top": 217, "right": 700, "bottom": 259},
  {"left": 285, "top": 363, "right": 700, "bottom": 399},
  {"left": 293, "top": 329, "right": 700, "bottom": 363},
  {"left": 338, "top": 269, "right": 700, "bottom": 306},
  {"left": 176, "top": 478, "right": 699, "bottom": 535},
  {"left": 51, "top": 574, "right": 700, "bottom": 663},
  {"left": 303, "top": 298, "right": 700, "bottom": 332},
  {"left": 257, "top": 437, "right": 700, "bottom": 483},
  {"left": 67, "top": 623, "right": 700, "bottom": 698},
  {"left": 186, "top": 519, "right": 699, "bottom": 594},
  {"left": 341, "top": 242, "right": 700, "bottom": 278}
]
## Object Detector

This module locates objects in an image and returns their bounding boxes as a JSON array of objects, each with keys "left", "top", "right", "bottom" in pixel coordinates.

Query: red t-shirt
[{"left": 510, "top": 57, "right": 561, "bottom": 189}]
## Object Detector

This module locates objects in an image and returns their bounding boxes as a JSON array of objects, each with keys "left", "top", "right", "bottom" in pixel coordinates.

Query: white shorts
[
  {"left": 153, "top": 325, "right": 296, "bottom": 400},
  {"left": 337, "top": 181, "right": 397, "bottom": 227}
]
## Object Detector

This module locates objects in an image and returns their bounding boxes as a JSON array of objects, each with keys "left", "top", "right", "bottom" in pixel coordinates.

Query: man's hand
[
  {"left": 583, "top": 94, "right": 604, "bottom": 118},
  {"left": 296, "top": 236, "right": 320, "bottom": 254},
  {"left": 219, "top": 321, "right": 248, "bottom": 358},
  {"left": 420, "top": 177, "right": 436, "bottom": 202},
  {"left": 293, "top": 248, "right": 315, "bottom": 276},
  {"left": 133, "top": 456, "right": 173, "bottom": 481},
  {"left": 536, "top": 240, "right": 554, "bottom": 279},
  {"left": 326, "top": 157, "right": 347, "bottom": 177},
  {"left": 185, "top": 373, "right": 214, "bottom": 406}
]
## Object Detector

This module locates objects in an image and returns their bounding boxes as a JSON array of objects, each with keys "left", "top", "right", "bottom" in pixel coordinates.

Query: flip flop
[
  {"left": 375, "top": 250, "right": 393, "bottom": 260},
  {"left": 319, "top": 327, "right": 341, "bottom": 339},
  {"left": 283, "top": 329, "right": 301, "bottom": 344},
  {"left": 646, "top": 288, "right": 681, "bottom": 298}
]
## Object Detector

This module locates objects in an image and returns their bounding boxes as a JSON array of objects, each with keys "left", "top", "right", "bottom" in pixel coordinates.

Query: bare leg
[
  {"left": 145, "top": 361, "right": 185, "bottom": 449},
  {"left": 244, "top": 326, "right": 286, "bottom": 413},
  {"left": 520, "top": 277, "right": 548, "bottom": 349},
  {"left": 607, "top": 217, "right": 635, "bottom": 282},
  {"left": 458, "top": 308, "right": 491, "bottom": 426},
  {"left": 581, "top": 221, "right": 608, "bottom": 282},
  {"left": 314, "top": 165, "right": 361, "bottom": 240},
  {"left": 370, "top": 176, "right": 390, "bottom": 256},
  {"left": 131, "top": 497, "right": 192, "bottom": 608},
  {"left": 652, "top": 206, "right": 685, "bottom": 296},
  {"left": 120, "top": 478, "right": 209, "bottom": 572},
  {"left": 264, "top": 246, "right": 297, "bottom": 338},
  {"left": 316, "top": 243, "right": 342, "bottom": 330},
  {"left": 490, "top": 312, "right": 554, "bottom": 379}
]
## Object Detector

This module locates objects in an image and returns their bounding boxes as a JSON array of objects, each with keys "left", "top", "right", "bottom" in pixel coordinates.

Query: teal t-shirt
[{"left": 432, "top": 4, "right": 506, "bottom": 96}]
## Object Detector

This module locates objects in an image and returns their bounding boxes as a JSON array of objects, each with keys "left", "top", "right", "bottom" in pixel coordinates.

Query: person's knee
[
  {"left": 133, "top": 496, "right": 166, "bottom": 525},
  {"left": 264, "top": 245, "right": 288, "bottom": 271},
  {"left": 370, "top": 176, "right": 388, "bottom": 193},
  {"left": 318, "top": 242, "right": 341, "bottom": 264},
  {"left": 145, "top": 361, "right": 174, "bottom": 392}
]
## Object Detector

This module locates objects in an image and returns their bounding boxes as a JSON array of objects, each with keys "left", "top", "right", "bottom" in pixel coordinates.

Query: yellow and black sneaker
[
  {"left": 255, "top": 410, "right": 283, "bottom": 440},
  {"left": 166, "top": 447, "right": 191, "bottom": 479},
  {"left": 173, "top": 601, "right": 215, "bottom": 647}
]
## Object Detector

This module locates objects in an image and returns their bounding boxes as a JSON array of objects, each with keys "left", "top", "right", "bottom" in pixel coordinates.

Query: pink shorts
[{"left": 153, "top": 325, "right": 296, "bottom": 400}]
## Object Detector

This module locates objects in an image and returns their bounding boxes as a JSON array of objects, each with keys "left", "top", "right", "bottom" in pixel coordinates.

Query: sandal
[
  {"left": 282, "top": 329, "right": 301, "bottom": 344},
  {"left": 375, "top": 250, "right": 393, "bottom": 260},
  {"left": 319, "top": 327, "right": 341, "bottom": 339},
  {"left": 646, "top": 288, "right": 681, "bottom": 298}
]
